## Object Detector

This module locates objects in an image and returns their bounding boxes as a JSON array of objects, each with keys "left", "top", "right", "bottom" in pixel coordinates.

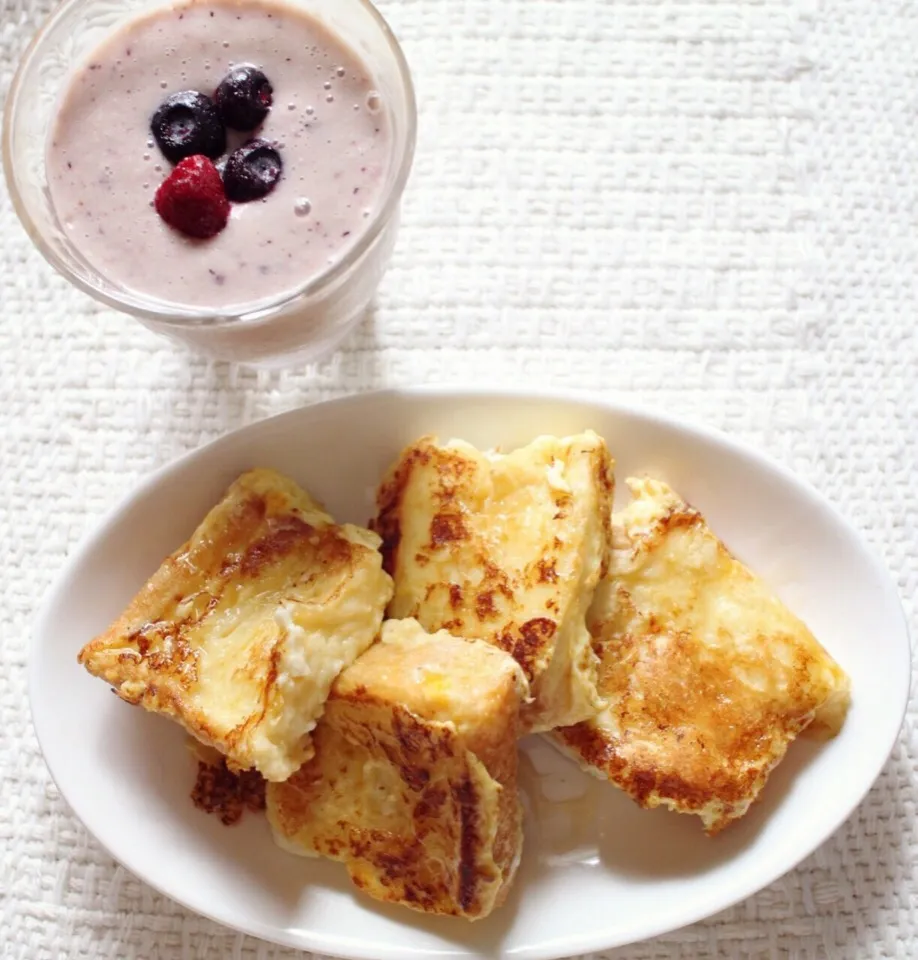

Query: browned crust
[
  {"left": 191, "top": 757, "right": 266, "bottom": 826},
  {"left": 558, "top": 616, "right": 821, "bottom": 833},
  {"left": 372, "top": 438, "right": 434, "bottom": 574},
  {"left": 274, "top": 710, "right": 517, "bottom": 917},
  {"left": 80, "top": 501, "right": 356, "bottom": 742},
  {"left": 269, "top": 635, "right": 524, "bottom": 919},
  {"left": 559, "top": 479, "right": 848, "bottom": 834},
  {"left": 77, "top": 470, "right": 379, "bottom": 772},
  {"left": 430, "top": 512, "right": 468, "bottom": 547},
  {"left": 371, "top": 434, "right": 615, "bottom": 726},
  {"left": 497, "top": 617, "right": 557, "bottom": 681},
  {"left": 454, "top": 776, "right": 479, "bottom": 912}
]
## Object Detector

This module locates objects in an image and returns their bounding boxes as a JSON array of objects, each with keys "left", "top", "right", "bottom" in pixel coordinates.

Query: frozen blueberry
[
  {"left": 215, "top": 66, "right": 273, "bottom": 131},
  {"left": 151, "top": 91, "right": 225, "bottom": 164},
  {"left": 222, "top": 139, "right": 283, "bottom": 202}
]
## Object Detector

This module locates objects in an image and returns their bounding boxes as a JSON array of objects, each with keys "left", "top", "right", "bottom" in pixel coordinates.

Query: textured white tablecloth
[{"left": 2, "top": 0, "right": 916, "bottom": 956}]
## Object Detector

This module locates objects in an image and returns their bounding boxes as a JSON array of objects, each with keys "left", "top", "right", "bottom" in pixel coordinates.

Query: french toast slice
[
  {"left": 267, "top": 618, "right": 528, "bottom": 920},
  {"left": 554, "top": 477, "right": 851, "bottom": 833},
  {"left": 78, "top": 468, "right": 392, "bottom": 782},
  {"left": 371, "top": 432, "right": 614, "bottom": 731}
]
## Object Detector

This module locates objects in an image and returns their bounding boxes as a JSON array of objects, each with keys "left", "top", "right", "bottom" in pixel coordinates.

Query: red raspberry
[{"left": 154, "top": 155, "right": 230, "bottom": 240}]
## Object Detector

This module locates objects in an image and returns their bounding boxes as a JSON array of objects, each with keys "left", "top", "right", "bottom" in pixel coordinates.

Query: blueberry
[
  {"left": 151, "top": 91, "right": 225, "bottom": 164},
  {"left": 222, "top": 139, "right": 283, "bottom": 202},
  {"left": 215, "top": 66, "right": 273, "bottom": 131}
]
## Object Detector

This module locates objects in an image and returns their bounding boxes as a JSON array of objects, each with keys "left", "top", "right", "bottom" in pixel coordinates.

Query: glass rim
[{"left": 2, "top": 0, "right": 417, "bottom": 328}]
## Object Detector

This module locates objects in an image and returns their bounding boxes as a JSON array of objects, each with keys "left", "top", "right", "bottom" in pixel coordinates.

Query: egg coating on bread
[
  {"left": 554, "top": 477, "right": 850, "bottom": 833},
  {"left": 78, "top": 468, "right": 392, "bottom": 781},
  {"left": 267, "top": 618, "right": 527, "bottom": 920},
  {"left": 372, "top": 432, "right": 614, "bottom": 731}
]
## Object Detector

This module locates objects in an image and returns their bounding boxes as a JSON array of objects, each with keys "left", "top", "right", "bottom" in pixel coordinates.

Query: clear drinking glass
[{"left": 3, "top": 0, "right": 416, "bottom": 367}]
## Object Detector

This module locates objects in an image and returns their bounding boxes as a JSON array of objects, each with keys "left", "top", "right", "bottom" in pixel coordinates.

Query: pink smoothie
[{"left": 47, "top": 0, "right": 391, "bottom": 310}]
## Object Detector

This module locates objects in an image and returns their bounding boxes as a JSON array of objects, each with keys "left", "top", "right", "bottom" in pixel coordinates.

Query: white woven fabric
[{"left": 2, "top": 0, "right": 916, "bottom": 956}]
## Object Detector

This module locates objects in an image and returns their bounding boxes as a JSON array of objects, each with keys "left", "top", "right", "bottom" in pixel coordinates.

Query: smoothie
[{"left": 46, "top": 0, "right": 392, "bottom": 311}]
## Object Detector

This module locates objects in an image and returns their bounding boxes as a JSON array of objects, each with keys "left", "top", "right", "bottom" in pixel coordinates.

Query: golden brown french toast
[
  {"left": 554, "top": 477, "right": 851, "bottom": 833},
  {"left": 78, "top": 468, "right": 392, "bottom": 782},
  {"left": 372, "top": 432, "right": 614, "bottom": 731},
  {"left": 267, "top": 618, "right": 528, "bottom": 919}
]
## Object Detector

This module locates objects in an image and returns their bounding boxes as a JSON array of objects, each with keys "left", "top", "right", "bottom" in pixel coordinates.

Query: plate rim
[{"left": 30, "top": 384, "right": 914, "bottom": 959}]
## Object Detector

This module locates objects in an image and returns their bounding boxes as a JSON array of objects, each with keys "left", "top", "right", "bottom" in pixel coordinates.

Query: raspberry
[{"left": 154, "top": 155, "right": 230, "bottom": 240}]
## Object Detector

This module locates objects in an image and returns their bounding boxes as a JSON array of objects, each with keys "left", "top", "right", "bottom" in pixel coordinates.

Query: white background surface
[{"left": 1, "top": 0, "right": 915, "bottom": 957}]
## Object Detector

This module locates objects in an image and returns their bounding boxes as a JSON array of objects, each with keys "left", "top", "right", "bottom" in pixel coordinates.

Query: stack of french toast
[{"left": 78, "top": 430, "right": 850, "bottom": 921}]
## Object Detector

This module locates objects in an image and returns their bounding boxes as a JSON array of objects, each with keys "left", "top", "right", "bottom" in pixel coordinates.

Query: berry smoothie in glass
[
  {"left": 5, "top": 0, "right": 414, "bottom": 364},
  {"left": 46, "top": 0, "right": 392, "bottom": 311}
]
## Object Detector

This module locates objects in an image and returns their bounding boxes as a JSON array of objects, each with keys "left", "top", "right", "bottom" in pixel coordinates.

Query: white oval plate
[{"left": 33, "top": 388, "right": 910, "bottom": 959}]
